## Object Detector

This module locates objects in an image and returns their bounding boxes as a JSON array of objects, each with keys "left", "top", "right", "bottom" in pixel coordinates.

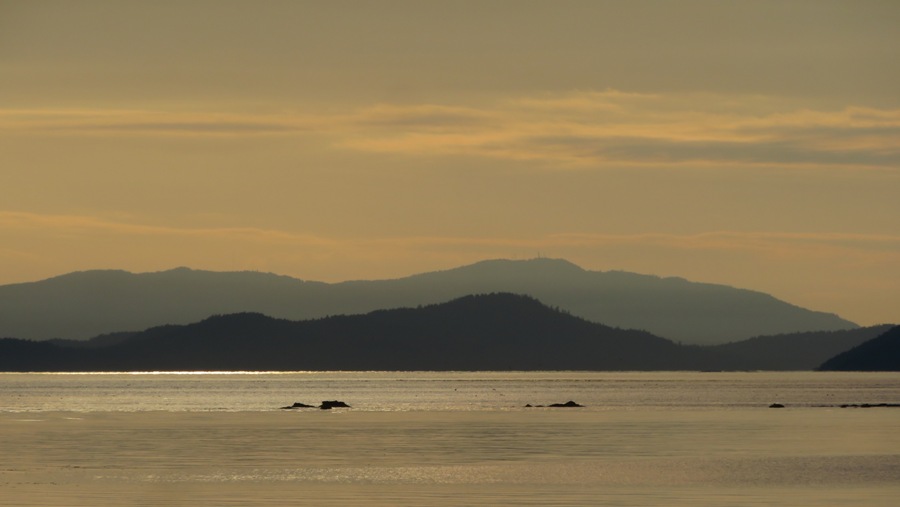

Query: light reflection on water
[
  {"left": 1, "top": 372, "right": 898, "bottom": 506},
  {"left": 1, "top": 371, "right": 898, "bottom": 412}
]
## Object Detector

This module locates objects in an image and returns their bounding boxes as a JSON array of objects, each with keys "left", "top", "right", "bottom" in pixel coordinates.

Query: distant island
[
  {"left": 0, "top": 258, "right": 858, "bottom": 345},
  {"left": 819, "top": 326, "right": 900, "bottom": 371},
  {"left": 0, "top": 293, "right": 894, "bottom": 372}
]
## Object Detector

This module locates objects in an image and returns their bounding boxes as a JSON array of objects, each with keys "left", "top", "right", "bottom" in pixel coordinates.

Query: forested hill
[
  {"left": 0, "top": 293, "right": 700, "bottom": 371},
  {"left": 703, "top": 325, "right": 896, "bottom": 371},
  {"left": 819, "top": 326, "right": 900, "bottom": 371},
  {"left": 1, "top": 293, "right": 888, "bottom": 372}
]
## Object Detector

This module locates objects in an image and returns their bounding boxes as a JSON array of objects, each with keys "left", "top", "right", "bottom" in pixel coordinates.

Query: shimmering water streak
[{"left": 2, "top": 371, "right": 898, "bottom": 413}]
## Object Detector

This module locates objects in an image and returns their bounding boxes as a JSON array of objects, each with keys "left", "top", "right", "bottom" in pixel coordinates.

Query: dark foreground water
[{"left": 1, "top": 372, "right": 898, "bottom": 506}]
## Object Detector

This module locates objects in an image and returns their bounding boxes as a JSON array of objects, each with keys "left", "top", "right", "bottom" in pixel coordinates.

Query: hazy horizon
[{"left": 2, "top": 1, "right": 898, "bottom": 326}]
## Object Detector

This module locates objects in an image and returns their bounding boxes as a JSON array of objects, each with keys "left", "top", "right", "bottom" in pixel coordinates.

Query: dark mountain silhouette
[
  {"left": 0, "top": 258, "right": 856, "bottom": 345},
  {"left": 702, "top": 325, "right": 896, "bottom": 371},
  {"left": 819, "top": 326, "right": 900, "bottom": 371},
  {"left": 0, "top": 294, "right": 885, "bottom": 372},
  {"left": 0, "top": 293, "right": 702, "bottom": 372}
]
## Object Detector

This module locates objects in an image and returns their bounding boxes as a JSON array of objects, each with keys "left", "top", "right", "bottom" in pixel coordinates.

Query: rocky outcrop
[
  {"left": 525, "top": 400, "right": 584, "bottom": 408},
  {"left": 280, "top": 402, "right": 316, "bottom": 409},
  {"left": 549, "top": 401, "right": 583, "bottom": 407},
  {"left": 280, "top": 400, "right": 352, "bottom": 410},
  {"left": 319, "top": 400, "right": 351, "bottom": 410}
]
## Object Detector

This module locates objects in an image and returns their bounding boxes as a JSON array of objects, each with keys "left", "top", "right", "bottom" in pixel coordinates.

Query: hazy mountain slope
[
  {"left": 0, "top": 259, "right": 856, "bottom": 344},
  {"left": 0, "top": 267, "right": 326, "bottom": 341},
  {"left": 0, "top": 294, "right": 702, "bottom": 372},
  {"left": 336, "top": 259, "right": 857, "bottom": 345},
  {"left": 819, "top": 326, "right": 900, "bottom": 371}
]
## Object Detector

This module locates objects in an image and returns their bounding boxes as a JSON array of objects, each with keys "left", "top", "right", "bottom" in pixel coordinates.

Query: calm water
[
  {"left": 3, "top": 370, "right": 898, "bottom": 412},
  {"left": 1, "top": 372, "right": 899, "bottom": 506}
]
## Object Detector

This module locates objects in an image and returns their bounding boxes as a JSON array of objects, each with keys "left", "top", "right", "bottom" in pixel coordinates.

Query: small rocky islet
[
  {"left": 281, "top": 400, "right": 351, "bottom": 410},
  {"left": 524, "top": 400, "right": 584, "bottom": 408}
]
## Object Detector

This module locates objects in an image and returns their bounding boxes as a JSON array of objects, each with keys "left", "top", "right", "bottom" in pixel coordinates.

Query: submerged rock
[
  {"left": 524, "top": 401, "right": 583, "bottom": 408},
  {"left": 839, "top": 403, "right": 900, "bottom": 408},
  {"left": 281, "top": 400, "right": 352, "bottom": 410},
  {"left": 548, "top": 401, "right": 583, "bottom": 408},
  {"left": 319, "top": 400, "right": 351, "bottom": 410},
  {"left": 281, "top": 402, "right": 316, "bottom": 409}
]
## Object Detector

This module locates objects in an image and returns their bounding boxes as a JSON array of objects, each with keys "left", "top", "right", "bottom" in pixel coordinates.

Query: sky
[{"left": 1, "top": 0, "right": 898, "bottom": 325}]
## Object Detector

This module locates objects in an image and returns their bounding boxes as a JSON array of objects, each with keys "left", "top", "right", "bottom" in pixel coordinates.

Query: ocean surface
[{"left": 1, "top": 371, "right": 898, "bottom": 506}]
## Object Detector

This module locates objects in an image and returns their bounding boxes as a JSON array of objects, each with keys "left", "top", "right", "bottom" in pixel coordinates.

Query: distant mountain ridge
[
  {"left": 0, "top": 293, "right": 887, "bottom": 372},
  {"left": 0, "top": 258, "right": 857, "bottom": 345}
]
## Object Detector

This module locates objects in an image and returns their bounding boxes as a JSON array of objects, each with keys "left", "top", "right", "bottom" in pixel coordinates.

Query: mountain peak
[
  {"left": 422, "top": 257, "right": 586, "bottom": 281},
  {"left": 469, "top": 257, "right": 583, "bottom": 269}
]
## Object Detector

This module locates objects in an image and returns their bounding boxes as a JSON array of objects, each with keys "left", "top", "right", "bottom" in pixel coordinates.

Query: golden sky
[{"left": 1, "top": 1, "right": 898, "bottom": 325}]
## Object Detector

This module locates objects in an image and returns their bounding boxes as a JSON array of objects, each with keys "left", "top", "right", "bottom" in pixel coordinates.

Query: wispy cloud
[
  {"left": 340, "top": 92, "right": 900, "bottom": 170},
  {"left": 353, "top": 104, "right": 497, "bottom": 129},
  {"left": 0, "top": 211, "right": 333, "bottom": 245},
  {"left": 0, "top": 109, "right": 315, "bottom": 136},
  {"left": 3, "top": 91, "right": 899, "bottom": 169}
]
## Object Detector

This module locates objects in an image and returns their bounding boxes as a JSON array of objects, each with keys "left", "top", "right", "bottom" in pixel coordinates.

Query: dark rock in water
[
  {"left": 839, "top": 403, "right": 900, "bottom": 408},
  {"left": 525, "top": 401, "right": 583, "bottom": 408},
  {"left": 281, "top": 402, "right": 316, "bottom": 409},
  {"left": 282, "top": 400, "right": 351, "bottom": 409},
  {"left": 769, "top": 403, "right": 785, "bottom": 408},
  {"left": 548, "top": 401, "right": 583, "bottom": 408},
  {"left": 319, "top": 400, "right": 351, "bottom": 410}
]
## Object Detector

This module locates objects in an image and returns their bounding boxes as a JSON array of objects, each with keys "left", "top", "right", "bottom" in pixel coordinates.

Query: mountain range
[
  {"left": 0, "top": 258, "right": 857, "bottom": 345},
  {"left": 0, "top": 293, "right": 892, "bottom": 372}
]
